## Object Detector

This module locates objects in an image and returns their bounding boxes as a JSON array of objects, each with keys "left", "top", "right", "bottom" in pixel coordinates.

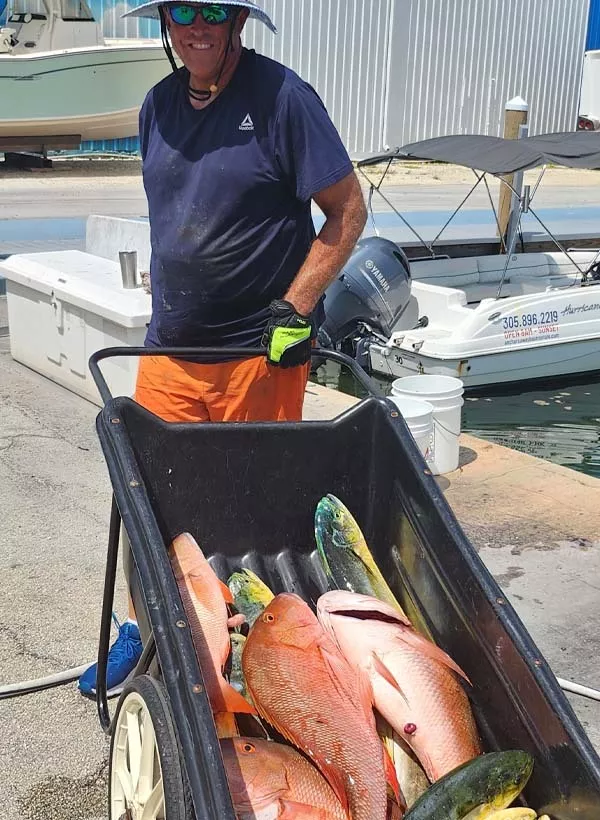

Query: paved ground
[
  {"left": 444, "top": 434, "right": 600, "bottom": 754},
  {"left": 2, "top": 158, "right": 600, "bottom": 218},
  {"left": 0, "top": 333, "right": 116, "bottom": 820}
]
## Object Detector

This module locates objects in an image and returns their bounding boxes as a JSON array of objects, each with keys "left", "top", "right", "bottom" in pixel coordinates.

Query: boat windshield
[
  {"left": 6, "top": 0, "right": 44, "bottom": 15},
  {"left": 7, "top": 0, "right": 95, "bottom": 19},
  {"left": 60, "top": 0, "right": 94, "bottom": 19}
]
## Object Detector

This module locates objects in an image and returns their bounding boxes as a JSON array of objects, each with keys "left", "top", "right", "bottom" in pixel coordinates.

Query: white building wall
[
  {"left": 384, "top": 0, "right": 590, "bottom": 153},
  {"left": 67, "top": 0, "right": 590, "bottom": 156},
  {"left": 241, "top": 0, "right": 396, "bottom": 156}
]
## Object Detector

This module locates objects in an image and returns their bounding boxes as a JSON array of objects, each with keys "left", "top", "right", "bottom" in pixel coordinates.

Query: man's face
[{"left": 165, "top": 3, "right": 248, "bottom": 84}]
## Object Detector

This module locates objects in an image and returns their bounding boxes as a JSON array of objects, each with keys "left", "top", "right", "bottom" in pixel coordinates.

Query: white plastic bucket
[
  {"left": 388, "top": 396, "right": 434, "bottom": 467},
  {"left": 391, "top": 375, "right": 464, "bottom": 474}
]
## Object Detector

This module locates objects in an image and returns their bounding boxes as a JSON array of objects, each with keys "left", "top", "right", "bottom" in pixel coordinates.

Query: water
[
  {"left": 461, "top": 378, "right": 600, "bottom": 479},
  {"left": 0, "top": 217, "right": 87, "bottom": 243},
  {"left": 313, "top": 363, "right": 600, "bottom": 479}
]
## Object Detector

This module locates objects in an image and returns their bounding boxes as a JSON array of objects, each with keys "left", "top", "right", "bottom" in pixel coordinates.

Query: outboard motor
[{"left": 317, "top": 237, "right": 415, "bottom": 367}]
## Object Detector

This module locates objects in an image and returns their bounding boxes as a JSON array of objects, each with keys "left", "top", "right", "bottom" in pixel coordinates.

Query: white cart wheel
[{"left": 108, "top": 675, "right": 191, "bottom": 820}]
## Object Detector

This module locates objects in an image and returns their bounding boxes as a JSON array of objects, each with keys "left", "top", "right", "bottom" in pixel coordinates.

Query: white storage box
[{"left": 0, "top": 249, "right": 151, "bottom": 406}]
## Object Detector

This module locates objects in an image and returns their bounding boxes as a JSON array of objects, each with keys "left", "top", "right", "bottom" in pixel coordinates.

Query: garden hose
[
  {"left": 557, "top": 677, "right": 600, "bottom": 703},
  {"left": 0, "top": 664, "right": 90, "bottom": 700}
]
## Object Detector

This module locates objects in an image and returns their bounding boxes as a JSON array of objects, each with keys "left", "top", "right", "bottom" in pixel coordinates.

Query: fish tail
[
  {"left": 218, "top": 677, "right": 257, "bottom": 716},
  {"left": 383, "top": 743, "right": 406, "bottom": 812},
  {"left": 382, "top": 731, "right": 395, "bottom": 761}
]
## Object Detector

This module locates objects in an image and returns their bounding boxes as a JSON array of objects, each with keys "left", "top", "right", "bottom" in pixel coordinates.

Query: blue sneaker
[{"left": 78, "top": 613, "right": 143, "bottom": 698}]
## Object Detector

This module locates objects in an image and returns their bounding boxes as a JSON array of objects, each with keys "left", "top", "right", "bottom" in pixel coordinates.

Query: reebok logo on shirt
[{"left": 239, "top": 114, "right": 254, "bottom": 131}]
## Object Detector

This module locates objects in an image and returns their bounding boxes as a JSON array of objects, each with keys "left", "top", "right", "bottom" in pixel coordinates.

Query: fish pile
[{"left": 167, "top": 495, "right": 548, "bottom": 820}]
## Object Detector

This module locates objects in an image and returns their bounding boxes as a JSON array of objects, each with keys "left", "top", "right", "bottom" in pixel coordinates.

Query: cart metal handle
[{"left": 88, "top": 346, "right": 384, "bottom": 407}]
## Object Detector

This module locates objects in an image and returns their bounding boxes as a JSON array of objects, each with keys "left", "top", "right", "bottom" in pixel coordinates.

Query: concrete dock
[{"left": 1, "top": 319, "right": 599, "bottom": 819}]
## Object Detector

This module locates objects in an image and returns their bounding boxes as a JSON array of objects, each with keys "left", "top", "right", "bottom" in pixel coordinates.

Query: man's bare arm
[{"left": 284, "top": 171, "right": 367, "bottom": 316}]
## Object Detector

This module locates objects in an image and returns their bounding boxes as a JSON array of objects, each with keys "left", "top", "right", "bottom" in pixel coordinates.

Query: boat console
[{"left": 1, "top": 0, "right": 102, "bottom": 53}]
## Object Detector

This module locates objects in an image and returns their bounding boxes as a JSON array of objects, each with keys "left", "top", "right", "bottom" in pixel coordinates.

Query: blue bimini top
[{"left": 140, "top": 48, "right": 354, "bottom": 355}]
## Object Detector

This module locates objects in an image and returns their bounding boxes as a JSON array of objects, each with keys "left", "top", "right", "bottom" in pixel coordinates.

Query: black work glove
[{"left": 262, "top": 299, "right": 313, "bottom": 368}]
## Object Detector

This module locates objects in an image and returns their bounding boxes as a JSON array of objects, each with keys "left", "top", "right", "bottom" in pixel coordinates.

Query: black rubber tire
[{"left": 108, "top": 674, "right": 194, "bottom": 820}]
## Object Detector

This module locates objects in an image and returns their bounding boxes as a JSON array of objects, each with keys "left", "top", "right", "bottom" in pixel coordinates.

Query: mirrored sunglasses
[{"left": 167, "top": 3, "right": 234, "bottom": 25}]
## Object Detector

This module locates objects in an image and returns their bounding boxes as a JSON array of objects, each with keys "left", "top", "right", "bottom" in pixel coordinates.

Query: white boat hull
[
  {"left": 365, "top": 250, "right": 600, "bottom": 389},
  {"left": 369, "top": 337, "right": 600, "bottom": 388},
  {"left": 0, "top": 42, "right": 171, "bottom": 141}
]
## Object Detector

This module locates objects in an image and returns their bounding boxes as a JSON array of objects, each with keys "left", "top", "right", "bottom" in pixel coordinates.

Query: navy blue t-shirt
[{"left": 139, "top": 48, "right": 354, "bottom": 354}]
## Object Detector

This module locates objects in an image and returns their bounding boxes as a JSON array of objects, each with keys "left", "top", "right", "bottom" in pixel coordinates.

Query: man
[{"left": 78, "top": 0, "right": 367, "bottom": 696}]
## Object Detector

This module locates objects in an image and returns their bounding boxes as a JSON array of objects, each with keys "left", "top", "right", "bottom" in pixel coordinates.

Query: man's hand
[{"left": 262, "top": 299, "right": 312, "bottom": 368}]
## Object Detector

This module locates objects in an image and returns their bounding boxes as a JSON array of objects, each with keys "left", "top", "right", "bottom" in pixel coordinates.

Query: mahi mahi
[{"left": 315, "top": 494, "right": 406, "bottom": 615}]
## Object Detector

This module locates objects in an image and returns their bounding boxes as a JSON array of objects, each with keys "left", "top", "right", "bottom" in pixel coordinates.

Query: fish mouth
[{"left": 331, "top": 608, "right": 400, "bottom": 625}]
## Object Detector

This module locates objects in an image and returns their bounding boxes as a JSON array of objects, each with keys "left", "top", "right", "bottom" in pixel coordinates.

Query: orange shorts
[{"left": 134, "top": 354, "right": 310, "bottom": 423}]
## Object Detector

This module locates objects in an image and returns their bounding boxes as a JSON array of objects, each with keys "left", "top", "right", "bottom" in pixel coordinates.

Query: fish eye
[
  {"left": 262, "top": 612, "right": 275, "bottom": 623},
  {"left": 242, "top": 742, "right": 256, "bottom": 753}
]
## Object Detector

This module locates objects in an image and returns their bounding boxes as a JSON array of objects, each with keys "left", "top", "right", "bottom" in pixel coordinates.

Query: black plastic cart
[{"left": 89, "top": 347, "right": 600, "bottom": 820}]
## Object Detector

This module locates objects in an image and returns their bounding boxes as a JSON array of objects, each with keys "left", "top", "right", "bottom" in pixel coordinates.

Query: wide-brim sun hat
[{"left": 122, "top": 0, "right": 277, "bottom": 33}]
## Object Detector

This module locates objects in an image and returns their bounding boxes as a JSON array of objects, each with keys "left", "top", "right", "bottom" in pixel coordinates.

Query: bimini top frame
[{"left": 356, "top": 131, "right": 600, "bottom": 298}]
